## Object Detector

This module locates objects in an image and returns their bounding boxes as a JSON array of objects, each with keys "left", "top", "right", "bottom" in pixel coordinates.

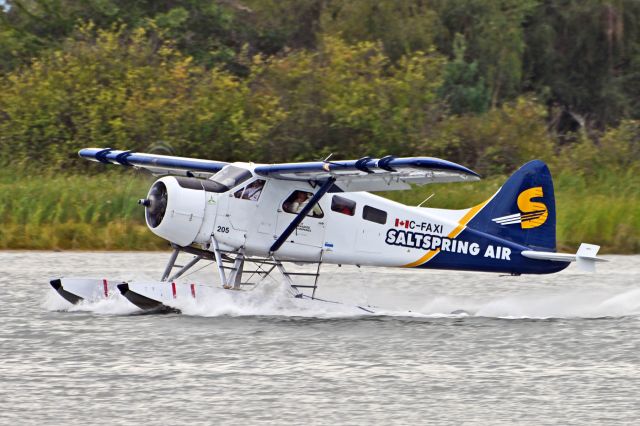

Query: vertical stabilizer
[{"left": 468, "top": 160, "right": 556, "bottom": 251}]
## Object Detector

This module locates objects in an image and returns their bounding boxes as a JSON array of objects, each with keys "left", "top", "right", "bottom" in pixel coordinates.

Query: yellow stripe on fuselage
[{"left": 402, "top": 197, "right": 492, "bottom": 268}]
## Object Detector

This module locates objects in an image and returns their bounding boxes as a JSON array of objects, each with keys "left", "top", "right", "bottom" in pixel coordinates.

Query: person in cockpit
[{"left": 242, "top": 180, "right": 265, "bottom": 201}]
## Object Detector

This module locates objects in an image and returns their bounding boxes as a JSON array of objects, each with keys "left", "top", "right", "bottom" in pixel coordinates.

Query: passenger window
[
  {"left": 363, "top": 205, "right": 387, "bottom": 224},
  {"left": 282, "top": 191, "right": 324, "bottom": 218},
  {"left": 331, "top": 195, "right": 356, "bottom": 216}
]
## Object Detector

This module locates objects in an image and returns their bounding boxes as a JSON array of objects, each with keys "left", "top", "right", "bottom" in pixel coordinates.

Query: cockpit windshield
[{"left": 211, "top": 165, "right": 253, "bottom": 191}]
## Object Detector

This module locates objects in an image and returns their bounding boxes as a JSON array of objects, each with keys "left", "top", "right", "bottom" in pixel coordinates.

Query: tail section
[{"left": 468, "top": 160, "right": 556, "bottom": 251}]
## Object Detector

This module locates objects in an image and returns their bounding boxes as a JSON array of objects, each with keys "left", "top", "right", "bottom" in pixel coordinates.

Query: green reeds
[
  {"left": 0, "top": 169, "right": 166, "bottom": 250},
  {"left": 1, "top": 169, "right": 637, "bottom": 252},
  {"left": 554, "top": 170, "right": 640, "bottom": 253}
]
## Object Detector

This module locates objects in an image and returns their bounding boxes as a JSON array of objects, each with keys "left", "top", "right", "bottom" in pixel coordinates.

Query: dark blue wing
[
  {"left": 254, "top": 157, "right": 480, "bottom": 191},
  {"left": 79, "top": 148, "right": 229, "bottom": 177}
]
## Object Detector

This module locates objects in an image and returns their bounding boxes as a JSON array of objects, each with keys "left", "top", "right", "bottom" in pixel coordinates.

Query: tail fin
[{"left": 468, "top": 160, "right": 557, "bottom": 251}]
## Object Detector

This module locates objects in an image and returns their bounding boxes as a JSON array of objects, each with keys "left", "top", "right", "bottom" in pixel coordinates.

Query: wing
[
  {"left": 79, "top": 148, "right": 229, "bottom": 178},
  {"left": 254, "top": 156, "right": 480, "bottom": 191}
]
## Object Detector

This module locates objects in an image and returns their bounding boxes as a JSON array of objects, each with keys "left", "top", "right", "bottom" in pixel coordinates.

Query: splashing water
[{"left": 43, "top": 277, "right": 640, "bottom": 320}]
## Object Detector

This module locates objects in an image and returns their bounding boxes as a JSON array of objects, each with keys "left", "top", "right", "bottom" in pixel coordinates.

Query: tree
[
  {"left": 0, "top": 0, "right": 242, "bottom": 72},
  {"left": 0, "top": 24, "right": 284, "bottom": 168},
  {"left": 432, "top": 0, "right": 539, "bottom": 105},
  {"left": 523, "top": 0, "right": 640, "bottom": 130},
  {"left": 252, "top": 36, "right": 447, "bottom": 161},
  {"left": 320, "top": 0, "right": 439, "bottom": 62},
  {"left": 438, "top": 33, "right": 490, "bottom": 114}
]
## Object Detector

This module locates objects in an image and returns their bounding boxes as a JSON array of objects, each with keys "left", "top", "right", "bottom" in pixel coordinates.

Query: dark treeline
[{"left": 0, "top": 0, "right": 639, "bottom": 175}]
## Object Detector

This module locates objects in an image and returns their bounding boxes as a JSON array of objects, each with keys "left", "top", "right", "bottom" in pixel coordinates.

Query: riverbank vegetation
[
  {"left": 0, "top": 1, "right": 638, "bottom": 251},
  {"left": 2, "top": 167, "right": 638, "bottom": 253}
]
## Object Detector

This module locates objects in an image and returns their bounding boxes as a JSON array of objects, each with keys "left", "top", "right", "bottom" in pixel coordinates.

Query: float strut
[
  {"left": 161, "top": 248, "right": 180, "bottom": 281},
  {"left": 168, "top": 255, "right": 203, "bottom": 281},
  {"left": 210, "top": 238, "right": 229, "bottom": 288}
]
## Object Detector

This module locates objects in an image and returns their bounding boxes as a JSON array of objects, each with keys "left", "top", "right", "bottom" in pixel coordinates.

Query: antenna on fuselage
[{"left": 417, "top": 193, "right": 435, "bottom": 207}]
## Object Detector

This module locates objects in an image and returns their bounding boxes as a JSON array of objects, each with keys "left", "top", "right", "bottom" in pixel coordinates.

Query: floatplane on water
[{"left": 50, "top": 148, "right": 605, "bottom": 313}]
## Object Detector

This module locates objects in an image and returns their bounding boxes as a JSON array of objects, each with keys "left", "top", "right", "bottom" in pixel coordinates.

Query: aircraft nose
[{"left": 145, "top": 181, "right": 169, "bottom": 228}]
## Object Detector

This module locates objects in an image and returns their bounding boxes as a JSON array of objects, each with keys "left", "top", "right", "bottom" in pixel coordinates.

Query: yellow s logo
[{"left": 517, "top": 187, "right": 548, "bottom": 229}]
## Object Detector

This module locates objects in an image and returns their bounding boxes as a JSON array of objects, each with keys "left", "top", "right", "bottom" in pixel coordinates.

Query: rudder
[{"left": 468, "top": 160, "right": 556, "bottom": 251}]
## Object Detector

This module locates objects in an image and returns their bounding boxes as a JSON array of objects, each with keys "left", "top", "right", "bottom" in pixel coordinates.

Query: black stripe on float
[
  {"left": 117, "top": 283, "right": 180, "bottom": 314},
  {"left": 50, "top": 279, "right": 83, "bottom": 304}
]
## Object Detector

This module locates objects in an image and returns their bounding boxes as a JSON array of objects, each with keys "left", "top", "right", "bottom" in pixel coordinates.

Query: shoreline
[
  {"left": 1, "top": 249, "right": 635, "bottom": 256},
  {"left": 2, "top": 171, "right": 638, "bottom": 254}
]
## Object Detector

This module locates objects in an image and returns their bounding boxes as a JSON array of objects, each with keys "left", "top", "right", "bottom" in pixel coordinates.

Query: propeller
[{"left": 143, "top": 181, "right": 168, "bottom": 228}]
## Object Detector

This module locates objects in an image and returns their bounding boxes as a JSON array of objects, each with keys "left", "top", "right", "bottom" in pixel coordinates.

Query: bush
[{"left": 0, "top": 24, "right": 284, "bottom": 170}]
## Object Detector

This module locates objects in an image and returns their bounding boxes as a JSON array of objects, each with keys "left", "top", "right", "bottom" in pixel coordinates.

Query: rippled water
[{"left": 1, "top": 251, "right": 639, "bottom": 425}]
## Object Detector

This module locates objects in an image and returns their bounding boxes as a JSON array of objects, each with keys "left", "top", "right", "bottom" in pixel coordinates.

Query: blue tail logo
[
  {"left": 468, "top": 160, "right": 557, "bottom": 251},
  {"left": 491, "top": 186, "right": 548, "bottom": 229}
]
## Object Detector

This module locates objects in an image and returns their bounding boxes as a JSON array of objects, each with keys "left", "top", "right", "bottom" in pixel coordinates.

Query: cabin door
[
  {"left": 226, "top": 179, "right": 267, "bottom": 232},
  {"left": 274, "top": 189, "right": 326, "bottom": 248}
]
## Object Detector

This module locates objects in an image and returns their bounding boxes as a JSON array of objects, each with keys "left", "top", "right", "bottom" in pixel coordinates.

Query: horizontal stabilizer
[{"left": 521, "top": 243, "right": 607, "bottom": 272}]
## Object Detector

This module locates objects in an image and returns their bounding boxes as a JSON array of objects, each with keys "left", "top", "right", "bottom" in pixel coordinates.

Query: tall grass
[
  {"left": 0, "top": 169, "right": 166, "bottom": 250},
  {"left": 1, "top": 168, "right": 638, "bottom": 253},
  {"left": 553, "top": 170, "right": 640, "bottom": 253}
]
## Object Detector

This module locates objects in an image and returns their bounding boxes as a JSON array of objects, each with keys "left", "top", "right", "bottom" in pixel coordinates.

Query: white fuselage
[
  {"left": 210, "top": 175, "right": 470, "bottom": 268},
  {"left": 147, "top": 163, "right": 555, "bottom": 275}
]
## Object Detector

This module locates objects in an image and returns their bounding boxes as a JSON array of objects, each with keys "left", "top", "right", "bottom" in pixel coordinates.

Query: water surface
[{"left": 1, "top": 252, "right": 638, "bottom": 425}]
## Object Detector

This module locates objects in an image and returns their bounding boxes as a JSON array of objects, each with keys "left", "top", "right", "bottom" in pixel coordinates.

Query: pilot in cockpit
[{"left": 242, "top": 179, "right": 265, "bottom": 201}]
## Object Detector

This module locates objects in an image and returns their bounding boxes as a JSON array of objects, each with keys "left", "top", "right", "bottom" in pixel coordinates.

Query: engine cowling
[{"left": 140, "top": 176, "right": 219, "bottom": 246}]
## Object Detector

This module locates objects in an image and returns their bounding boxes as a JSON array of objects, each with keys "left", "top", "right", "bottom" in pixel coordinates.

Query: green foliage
[
  {"left": 0, "top": 2, "right": 639, "bottom": 252},
  {"left": 554, "top": 170, "right": 640, "bottom": 253},
  {"left": 0, "top": 24, "right": 284, "bottom": 169},
  {"left": 523, "top": 0, "right": 640, "bottom": 128},
  {"left": 0, "top": 167, "right": 166, "bottom": 250},
  {"left": 2, "top": 165, "right": 636, "bottom": 252},
  {"left": 320, "top": 0, "right": 439, "bottom": 62},
  {"left": 433, "top": 0, "right": 539, "bottom": 105},
  {"left": 240, "top": 0, "right": 324, "bottom": 53},
  {"left": 556, "top": 120, "right": 640, "bottom": 173},
  {"left": 3, "top": 0, "right": 640, "bottom": 129},
  {"left": 424, "top": 96, "right": 555, "bottom": 175},
  {"left": 251, "top": 36, "right": 446, "bottom": 160},
  {"left": 438, "top": 33, "right": 490, "bottom": 114},
  {"left": 0, "top": 0, "right": 241, "bottom": 70}
]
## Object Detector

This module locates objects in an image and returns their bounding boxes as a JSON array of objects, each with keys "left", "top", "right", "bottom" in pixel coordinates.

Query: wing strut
[{"left": 270, "top": 177, "right": 336, "bottom": 254}]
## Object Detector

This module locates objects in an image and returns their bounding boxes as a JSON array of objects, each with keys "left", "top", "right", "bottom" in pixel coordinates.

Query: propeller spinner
[{"left": 142, "top": 181, "right": 168, "bottom": 228}]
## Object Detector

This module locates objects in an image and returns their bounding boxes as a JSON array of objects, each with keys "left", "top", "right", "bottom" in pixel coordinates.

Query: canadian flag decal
[{"left": 395, "top": 218, "right": 410, "bottom": 228}]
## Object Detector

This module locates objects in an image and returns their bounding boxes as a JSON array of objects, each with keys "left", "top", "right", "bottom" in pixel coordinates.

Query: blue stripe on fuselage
[{"left": 412, "top": 227, "right": 569, "bottom": 275}]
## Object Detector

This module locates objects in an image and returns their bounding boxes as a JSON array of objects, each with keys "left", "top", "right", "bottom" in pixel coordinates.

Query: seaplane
[{"left": 49, "top": 148, "right": 605, "bottom": 313}]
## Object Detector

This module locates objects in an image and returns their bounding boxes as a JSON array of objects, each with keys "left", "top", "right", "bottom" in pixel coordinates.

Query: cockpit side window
[
  {"left": 234, "top": 179, "right": 266, "bottom": 201},
  {"left": 282, "top": 190, "right": 324, "bottom": 218},
  {"left": 211, "top": 165, "right": 252, "bottom": 191}
]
